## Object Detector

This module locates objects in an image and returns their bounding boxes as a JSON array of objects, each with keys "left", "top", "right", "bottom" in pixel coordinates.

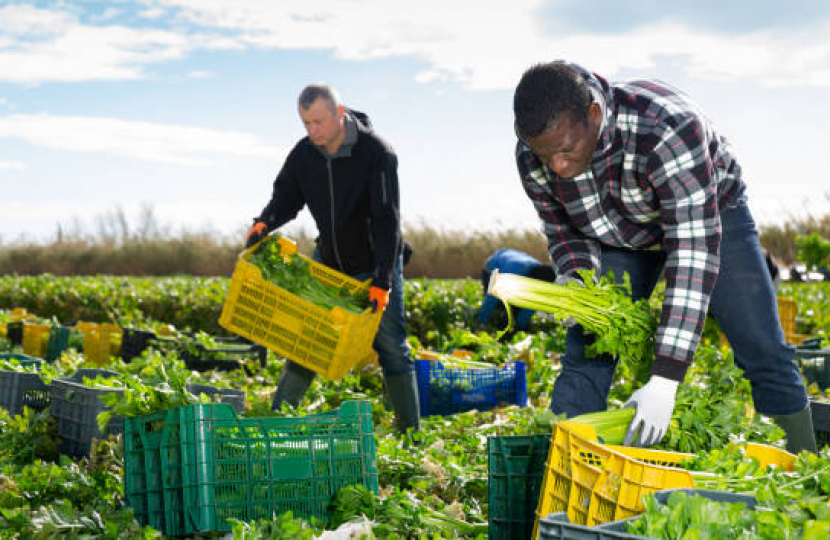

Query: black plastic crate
[
  {"left": 181, "top": 342, "right": 267, "bottom": 373},
  {"left": 811, "top": 399, "right": 830, "bottom": 450},
  {"left": 186, "top": 384, "right": 245, "bottom": 414},
  {"left": 50, "top": 368, "right": 124, "bottom": 458},
  {"left": 796, "top": 347, "right": 830, "bottom": 389},
  {"left": 6, "top": 322, "right": 23, "bottom": 346},
  {"left": 0, "top": 368, "right": 50, "bottom": 415},
  {"left": 119, "top": 328, "right": 179, "bottom": 361},
  {"left": 538, "top": 489, "right": 757, "bottom": 539}
]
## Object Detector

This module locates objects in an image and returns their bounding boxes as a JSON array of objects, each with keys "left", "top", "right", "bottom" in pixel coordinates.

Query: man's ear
[
  {"left": 588, "top": 101, "right": 602, "bottom": 125},
  {"left": 337, "top": 104, "right": 346, "bottom": 119}
]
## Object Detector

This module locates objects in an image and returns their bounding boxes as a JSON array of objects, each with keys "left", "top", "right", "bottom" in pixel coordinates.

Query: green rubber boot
[
  {"left": 385, "top": 372, "right": 421, "bottom": 433},
  {"left": 772, "top": 404, "right": 818, "bottom": 455},
  {"left": 271, "top": 362, "right": 316, "bottom": 410}
]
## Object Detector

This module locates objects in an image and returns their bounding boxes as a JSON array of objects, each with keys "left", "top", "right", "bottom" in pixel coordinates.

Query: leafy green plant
[
  {"left": 796, "top": 232, "right": 830, "bottom": 271},
  {"left": 488, "top": 268, "right": 657, "bottom": 371},
  {"left": 249, "top": 235, "right": 367, "bottom": 313}
]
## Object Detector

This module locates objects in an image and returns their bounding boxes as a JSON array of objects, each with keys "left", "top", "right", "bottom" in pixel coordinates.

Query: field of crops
[{"left": 1, "top": 275, "right": 830, "bottom": 539}]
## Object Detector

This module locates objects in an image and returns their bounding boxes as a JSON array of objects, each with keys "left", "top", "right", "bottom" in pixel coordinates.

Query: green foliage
[
  {"left": 632, "top": 449, "right": 830, "bottom": 538},
  {"left": 229, "top": 511, "right": 324, "bottom": 539},
  {"left": 95, "top": 352, "right": 215, "bottom": 431},
  {"left": 329, "top": 484, "right": 488, "bottom": 539},
  {"left": 489, "top": 268, "right": 657, "bottom": 371},
  {"left": 795, "top": 232, "right": 830, "bottom": 270},
  {"left": 249, "top": 235, "right": 368, "bottom": 313},
  {"left": 1, "top": 277, "right": 829, "bottom": 537},
  {"left": 657, "top": 346, "right": 784, "bottom": 454},
  {"left": 0, "top": 407, "right": 59, "bottom": 465}
]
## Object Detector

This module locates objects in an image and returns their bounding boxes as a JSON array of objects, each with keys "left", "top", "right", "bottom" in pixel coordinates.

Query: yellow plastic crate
[
  {"left": 76, "top": 322, "right": 122, "bottom": 366},
  {"left": 1, "top": 309, "right": 36, "bottom": 339},
  {"left": 778, "top": 297, "right": 797, "bottom": 336},
  {"left": 22, "top": 323, "right": 51, "bottom": 358},
  {"left": 743, "top": 442, "right": 795, "bottom": 471},
  {"left": 532, "top": 420, "right": 694, "bottom": 537},
  {"left": 219, "top": 237, "right": 382, "bottom": 379},
  {"left": 10, "top": 308, "right": 34, "bottom": 322},
  {"left": 532, "top": 421, "right": 796, "bottom": 537}
]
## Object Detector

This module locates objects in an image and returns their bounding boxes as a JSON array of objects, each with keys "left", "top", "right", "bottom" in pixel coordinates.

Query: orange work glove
[
  {"left": 245, "top": 221, "right": 269, "bottom": 248},
  {"left": 368, "top": 286, "right": 389, "bottom": 313}
]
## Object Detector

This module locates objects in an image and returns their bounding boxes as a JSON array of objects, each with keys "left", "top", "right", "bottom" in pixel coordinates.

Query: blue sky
[{"left": 2, "top": 0, "right": 830, "bottom": 244}]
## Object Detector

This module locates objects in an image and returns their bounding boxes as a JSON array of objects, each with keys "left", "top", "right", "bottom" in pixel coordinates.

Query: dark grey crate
[
  {"left": 50, "top": 368, "right": 124, "bottom": 458},
  {"left": 0, "top": 370, "right": 51, "bottom": 416},
  {"left": 538, "top": 489, "right": 757, "bottom": 539},
  {"left": 119, "top": 328, "right": 178, "bottom": 361},
  {"left": 181, "top": 341, "right": 267, "bottom": 374}
]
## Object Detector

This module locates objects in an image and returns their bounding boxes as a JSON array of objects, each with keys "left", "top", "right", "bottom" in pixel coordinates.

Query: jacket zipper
[{"left": 327, "top": 158, "right": 345, "bottom": 271}]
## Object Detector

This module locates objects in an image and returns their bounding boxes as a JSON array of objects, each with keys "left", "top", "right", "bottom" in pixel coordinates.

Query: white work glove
[
  {"left": 554, "top": 275, "right": 581, "bottom": 328},
  {"left": 623, "top": 375, "right": 679, "bottom": 447}
]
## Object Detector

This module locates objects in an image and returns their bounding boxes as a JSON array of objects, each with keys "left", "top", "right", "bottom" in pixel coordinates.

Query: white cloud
[
  {"left": 148, "top": 0, "right": 830, "bottom": 89},
  {"left": 188, "top": 69, "right": 214, "bottom": 78},
  {"left": 1, "top": 1, "right": 829, "bottom": 89},
  {"left": 0, "top": 113, "right": 282, "bottom": 165},
  {"left": 0, "top": 160, "right": 25, "bottom": 170},
  {"left": 0, "top": 4, "right": 237, "bottom": 83}
]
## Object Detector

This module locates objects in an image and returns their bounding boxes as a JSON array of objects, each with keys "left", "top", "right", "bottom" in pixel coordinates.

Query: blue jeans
[
  {"left": 353, "top": 254, "right": 413, "bottom": 377},
  {"left": 281, "top": 252, "right": 413, "bottom": 381},
  {"left": 550, "top": 203, "right": 807, "bottom": 417}
]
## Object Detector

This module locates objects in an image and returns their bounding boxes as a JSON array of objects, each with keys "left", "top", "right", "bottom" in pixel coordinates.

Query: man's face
[
  {"left": 525, "top": 103, "right": 602, "bottom": 179},
  {"left": 299, "top": 98, "right": 344, "bottom": 152}
]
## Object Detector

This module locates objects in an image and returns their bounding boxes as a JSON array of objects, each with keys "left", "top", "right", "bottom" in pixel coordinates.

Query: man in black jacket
[{"left": 245, "top": 83, "right": 419, "bottom": 432}]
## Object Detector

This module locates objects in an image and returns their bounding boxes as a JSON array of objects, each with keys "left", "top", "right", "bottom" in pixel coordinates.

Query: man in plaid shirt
[{"left": 513, "top": 61, "right": 815, "bottom": 453}]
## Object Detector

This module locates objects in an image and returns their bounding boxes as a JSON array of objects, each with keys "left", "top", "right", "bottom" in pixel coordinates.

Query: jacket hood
[
  {"left": 323, "top": 108, "right": 372, "bottom": 158},
  {"left": 348, "top": 108, "right": 373, "bottom": 132}
]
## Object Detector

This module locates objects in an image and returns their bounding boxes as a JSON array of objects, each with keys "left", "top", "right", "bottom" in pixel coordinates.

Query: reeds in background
[{"left": 0, "top": 205, "right": 828, "bottom": 278}]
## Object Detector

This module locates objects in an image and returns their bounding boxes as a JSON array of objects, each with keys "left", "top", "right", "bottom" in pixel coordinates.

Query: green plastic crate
[
  {"left": 0, "top": 353, "right": 44, "bottom": 367},
  {"left": 124, "top": 400, "right": 378, "bottom": 536},
  {"left": 45, "top": 326, "right": 71, "bottom": 363},
  {"left": 488, "top": 434, "right": 550, "bottom": 540}
]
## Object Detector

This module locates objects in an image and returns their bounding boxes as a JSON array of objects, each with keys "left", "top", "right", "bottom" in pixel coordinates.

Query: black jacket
[{"left": 256, "top": 109, "right": 402, "bottom": 290}]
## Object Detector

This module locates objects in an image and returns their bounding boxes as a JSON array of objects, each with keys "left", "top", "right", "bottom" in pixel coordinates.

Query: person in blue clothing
[{"left": 478, "top": 249, "right": 556, "bottom": 331}]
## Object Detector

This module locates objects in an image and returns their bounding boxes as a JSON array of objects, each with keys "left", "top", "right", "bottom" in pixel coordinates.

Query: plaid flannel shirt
[{"left": 516, "top": 62, "right": 746, "bottom": 381}]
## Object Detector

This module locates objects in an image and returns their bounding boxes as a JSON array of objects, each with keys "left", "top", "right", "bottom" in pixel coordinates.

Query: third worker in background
[
  {"left": 245, "top": 83, "right": 419, "bottom": 433},
  {"left": 478, "top": 248, "right": 556, "bottom": 332},
  {"left": 512, "top": 60, "right": 815, "bottom": 453}
]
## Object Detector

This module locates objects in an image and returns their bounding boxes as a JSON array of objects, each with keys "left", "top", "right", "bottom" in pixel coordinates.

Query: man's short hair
[
  {"left": 298, "top": 84, "right": 341, "bottom": 114},
  {"left": 513, "top": 62, "right": 592, "bottom": 140}
]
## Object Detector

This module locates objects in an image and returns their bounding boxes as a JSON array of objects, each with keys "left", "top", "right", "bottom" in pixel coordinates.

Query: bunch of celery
[
  {"left": 570, "top": 408, "right": 636, "bottom": 445},
  {"left": 249, "top": 235, "right": 368, "bottom": 313},
  {"left": 487, "top": 268, "right": 657, "bottom": 368}
]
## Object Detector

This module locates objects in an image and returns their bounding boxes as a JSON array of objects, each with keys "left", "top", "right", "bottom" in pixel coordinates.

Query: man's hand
[
  {"left": 368, "top": 286, "right": 389, "bottom": 313},
  {"left": 554, "top": 274, "right": 581, "bottom": 327},
  {"left": 623, "top": 375, "right": 680, "bottom": 447},
  {"left": 245, "top": 221, "right": 269, "bottom": 248}
]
